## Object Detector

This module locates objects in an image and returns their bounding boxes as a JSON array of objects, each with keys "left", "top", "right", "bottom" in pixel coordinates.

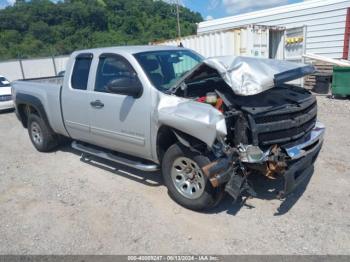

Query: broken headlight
[{"left": 238, "top": 144, "right": 270, "bottom": 163}]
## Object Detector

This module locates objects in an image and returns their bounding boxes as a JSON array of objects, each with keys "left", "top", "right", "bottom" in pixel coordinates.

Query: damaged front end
[
  {"left": 157, "top": 55, "right": 325, "bottom": 202},
  {"left": 202, "top": 121, "right": 325, "bottom": 201}
]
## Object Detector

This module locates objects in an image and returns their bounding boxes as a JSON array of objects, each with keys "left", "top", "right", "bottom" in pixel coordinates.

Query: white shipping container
[
  {"left": 197, "top": 0, "right": 350, "bottom": 59},
  {"left": 153, "top": 25, "right": 285, "bottom": 60}
]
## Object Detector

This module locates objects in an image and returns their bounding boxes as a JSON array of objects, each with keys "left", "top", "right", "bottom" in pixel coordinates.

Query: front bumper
[
  {"left": 282, "top": 122, "right": 325, "bottom": 195},
  {"left": 283, "top": 122, "right": 325, "bottom": 160},
  {"left": 283, "top": 138, "right": 323, "bottom": 195}
]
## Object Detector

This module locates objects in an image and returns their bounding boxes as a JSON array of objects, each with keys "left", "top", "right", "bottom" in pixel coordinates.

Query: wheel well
[
  {"left": 18, "top": 104, "right": 40, "bottom": 128},
  {"left": 156, "top": 126, "right": 209, "bottom": 163},
  {"left": 156, "top": 126, "right": 177, "bottom": 163}
]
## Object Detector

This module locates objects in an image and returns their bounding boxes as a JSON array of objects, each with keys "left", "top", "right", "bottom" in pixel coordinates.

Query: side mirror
[{"left": 107, "top": 77, "right": 143, "bottom": 98}]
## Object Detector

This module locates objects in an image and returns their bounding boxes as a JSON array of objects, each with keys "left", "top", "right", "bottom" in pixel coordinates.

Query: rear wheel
[
  {"left": 27, "top": 114, "right": 58, "bottom": 152},
  {"left": 162, "top": 143, "right": 223, "bottom": 210}
]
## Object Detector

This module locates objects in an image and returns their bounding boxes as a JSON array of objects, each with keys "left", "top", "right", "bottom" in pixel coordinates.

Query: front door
[{"left": 88, "top": 53, "right": 151, "bottom": 159}]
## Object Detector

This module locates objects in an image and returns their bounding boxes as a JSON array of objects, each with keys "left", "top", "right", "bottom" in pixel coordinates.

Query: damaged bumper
[
  {"left": 281, "top": 122, "right": 325, "bottom": 196},
  {"left": 283, "top": 122, "right": 325, "bottom": 160},
  {"left": 283, "top": 137, "right": 323, "bottom": 196},
  {"left": 203, "top": 122, "right": 325, "bottom": 200}
]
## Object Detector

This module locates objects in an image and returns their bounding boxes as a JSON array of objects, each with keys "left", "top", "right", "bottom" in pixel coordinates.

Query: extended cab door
[
  {"left": 61, "top": 53, "right": 93, "bottom": 142},
  {"left": 88, "top": 53, "right": 151, "bottom": 159}
]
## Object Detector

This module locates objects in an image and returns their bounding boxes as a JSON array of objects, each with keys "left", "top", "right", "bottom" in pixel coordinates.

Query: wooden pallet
[{"left": 303, "top": 61, "right": 334, "bottom": 90}]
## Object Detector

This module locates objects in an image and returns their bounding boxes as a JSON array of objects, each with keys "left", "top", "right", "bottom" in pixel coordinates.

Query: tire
[
  {"left": 27, "top": 114, "right": 58, "bottom": 152},
  {"left": 162, "top": 143, "right": 223, "bottom": 211}
]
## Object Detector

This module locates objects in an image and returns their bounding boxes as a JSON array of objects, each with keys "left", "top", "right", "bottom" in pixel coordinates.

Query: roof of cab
[{"left": 73, "top": 45, "right": 187, "bottom": 56}]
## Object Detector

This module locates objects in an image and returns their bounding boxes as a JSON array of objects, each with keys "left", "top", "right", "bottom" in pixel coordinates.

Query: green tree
[{"left": 0, "top": 0, "right": 203, "bottom": 60}]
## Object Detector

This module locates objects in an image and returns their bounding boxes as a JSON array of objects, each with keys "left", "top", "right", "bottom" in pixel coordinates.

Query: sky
[
  {"left": 181, "top": 0, "right": 305, "bottom": 20},
  {"left": 0, "top": 0, "right": 305, "bottom": 19},
  {"left": 0, "top": 0, "right": 15, "bottom": 9}
]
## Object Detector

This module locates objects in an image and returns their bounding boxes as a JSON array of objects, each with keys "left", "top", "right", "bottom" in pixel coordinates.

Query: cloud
[
  {"left": 222, "top": 0, "right": 289, "bottom": 14},
  {"left": 7, "top": 0, "right": 16, "bottom": 5},
  {"left": 0, "top": 0, "right": 15, "bottom": 9},
  {"left": 208, "top": 0, "right": 220, "bottom": 10},
  {"left": 206, "top": 15, "right": 214, "bottom": 20}
]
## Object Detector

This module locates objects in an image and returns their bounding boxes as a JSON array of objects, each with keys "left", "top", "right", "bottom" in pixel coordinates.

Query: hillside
[{"left": 0, "top": 0, "right": 202, "bottom": 60}]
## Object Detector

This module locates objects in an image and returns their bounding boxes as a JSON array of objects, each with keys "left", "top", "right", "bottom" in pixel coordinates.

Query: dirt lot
[{"left": 0, "top": 95, "right": 349, "bottom": 255}]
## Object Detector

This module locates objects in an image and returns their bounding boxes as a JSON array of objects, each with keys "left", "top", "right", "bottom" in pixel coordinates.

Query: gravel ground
[{"left": 0, "top": 95, "right": 349, "bottom": 255}]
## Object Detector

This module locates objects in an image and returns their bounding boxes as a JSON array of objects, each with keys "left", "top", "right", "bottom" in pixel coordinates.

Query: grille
[
  {"left": 0, "top": 95, "right": 12, "bottom": 101},
  {"left": 250, "top": 101, "right": 317, "bottom": 147},
  {"left": 254, "top": 102, "right": 317, "bottom": 124}
]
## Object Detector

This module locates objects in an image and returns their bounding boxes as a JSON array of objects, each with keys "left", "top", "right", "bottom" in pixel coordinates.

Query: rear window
[
  {"left": 71, "top": 54, "right": 93, "bottom": 90},
  {"left": 0, "top": 77, "right": 10, "bottom": 87}
]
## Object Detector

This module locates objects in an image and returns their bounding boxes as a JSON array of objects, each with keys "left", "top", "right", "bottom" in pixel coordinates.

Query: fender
[
  {"left": 15, "top": 93, "right": 54, "bottom": 132},
  {"left": 157, "top": 94, "right": 227, "bottom": 148}
]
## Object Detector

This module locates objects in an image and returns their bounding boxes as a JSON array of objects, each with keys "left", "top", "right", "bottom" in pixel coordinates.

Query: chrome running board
[{"left": 71, "top": 141, "right": 159, "bottom": 172}]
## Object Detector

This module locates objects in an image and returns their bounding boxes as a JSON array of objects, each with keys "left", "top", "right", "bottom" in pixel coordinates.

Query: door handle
[{"left": 90, "top": 100, "right": 104, "bottom": 108}]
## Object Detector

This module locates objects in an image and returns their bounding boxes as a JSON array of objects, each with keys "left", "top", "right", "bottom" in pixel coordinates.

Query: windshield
[
  {"left": 134, "top": 50, "right": 203, "bottom": 91},
  {"left": 0, "top": 77, "right": 10, "bottom": 87}
]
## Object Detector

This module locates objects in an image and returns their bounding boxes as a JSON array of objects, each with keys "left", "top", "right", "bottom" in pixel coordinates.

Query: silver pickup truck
[{"left": 12, "top": 46, "right": 325, "bottom": 210}]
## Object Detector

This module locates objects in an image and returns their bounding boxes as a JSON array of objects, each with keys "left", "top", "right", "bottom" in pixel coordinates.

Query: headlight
[{"left": 239, "top": 144, "right": 270, "bottom": 163}]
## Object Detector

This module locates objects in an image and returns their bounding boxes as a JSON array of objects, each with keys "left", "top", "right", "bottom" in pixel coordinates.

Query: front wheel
[{"left": 162, "top": 143, "right": 223, "bottom": 211}]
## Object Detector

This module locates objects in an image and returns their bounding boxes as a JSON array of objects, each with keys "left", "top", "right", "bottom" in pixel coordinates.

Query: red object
[
  {"left": 197, "top": 96, "right": 207, "bottom": 103},
  {"left": 215, "top": 98, "right": 224, "bottom": 113},
  {"left": 343, "top": 8, "right": 350, "bottom": 60},
  {"left": 196, "top": 96, "right": 224, "bottom": 112}
]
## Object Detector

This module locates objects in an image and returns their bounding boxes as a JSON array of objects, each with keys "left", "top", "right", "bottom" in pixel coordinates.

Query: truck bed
[
  {"left": 12, "top": 76, "right": 68, "bottom": 137},
  {"left": 20, "top": 76, "right": 64, "bottom": 85}
]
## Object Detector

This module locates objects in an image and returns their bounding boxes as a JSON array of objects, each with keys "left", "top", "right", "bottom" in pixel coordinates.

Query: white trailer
[{"left": 153, "top": 25, "right": 285, "bottom": 60}]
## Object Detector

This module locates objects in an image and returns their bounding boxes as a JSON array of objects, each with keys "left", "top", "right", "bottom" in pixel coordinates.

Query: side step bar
[{"left": 71, "top": 141, "right": 159, "bottom": 172}]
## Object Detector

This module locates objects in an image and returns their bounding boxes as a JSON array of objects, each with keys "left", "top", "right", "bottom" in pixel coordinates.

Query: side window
[
  {"left": 95, "top": 54, "right": 136, "bottom": 93},
  {"left": 71, "top": 54, "right": 92, "bottom": 90}
]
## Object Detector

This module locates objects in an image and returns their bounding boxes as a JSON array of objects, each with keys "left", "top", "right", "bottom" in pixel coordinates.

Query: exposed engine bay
[{"left": 168, "top": 62, "right": 324, "bottom": 201}]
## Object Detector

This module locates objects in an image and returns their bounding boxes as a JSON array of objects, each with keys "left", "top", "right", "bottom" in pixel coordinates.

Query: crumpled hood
[{"left": 187, "top": 56, "right": 315, "bottom": 96}]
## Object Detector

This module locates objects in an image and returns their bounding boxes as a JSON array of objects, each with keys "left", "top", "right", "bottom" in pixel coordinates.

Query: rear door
[
  {"left": 61, "top": 53, "right": 93, "bottom": 142},
  {"left": 88, "top": 53, "right": 151, "bottom": 159}
]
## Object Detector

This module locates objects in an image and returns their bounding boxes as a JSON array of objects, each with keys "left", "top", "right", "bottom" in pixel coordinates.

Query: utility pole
[{"left": 176, "top": 0, "right": 181, "bottom": 39}]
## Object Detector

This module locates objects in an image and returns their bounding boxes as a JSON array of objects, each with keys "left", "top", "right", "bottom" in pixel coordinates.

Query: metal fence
[{"left": 0, "top": 55, "right": 69, "bottom": 81}]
